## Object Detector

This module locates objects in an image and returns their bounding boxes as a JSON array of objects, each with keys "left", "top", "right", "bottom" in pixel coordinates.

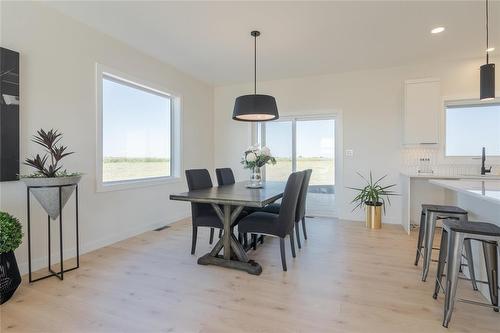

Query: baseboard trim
[{"left": 17, "top": 213, "right": 190, "bottom": 276}]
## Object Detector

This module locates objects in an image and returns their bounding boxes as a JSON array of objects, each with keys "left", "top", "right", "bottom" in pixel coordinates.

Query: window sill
[{"left": 96, "top": 176, "right": 182, "bottom": 192}]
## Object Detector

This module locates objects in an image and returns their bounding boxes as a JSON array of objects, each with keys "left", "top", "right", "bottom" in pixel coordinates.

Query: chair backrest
[
  {"left": 185, "top": 169, "right": 213, "bottom": 220},
  {"left": 277, "top": 171, "right": 305, "bottom": 237},
  {"left": 295, "top": 169, "right": 312, "bottom": 221},
  {"left": 215, "top": 168, "right": 235, "bottom": 186}
]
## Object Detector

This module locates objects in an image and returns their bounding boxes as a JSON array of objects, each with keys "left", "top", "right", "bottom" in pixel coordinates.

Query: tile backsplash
[{"left": 401, "top": 147, "right": 500, "bottom": 176}]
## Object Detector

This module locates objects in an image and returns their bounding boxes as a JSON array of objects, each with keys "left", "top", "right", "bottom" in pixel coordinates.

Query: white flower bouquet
[{"left": 241, "top": 145, "right": 276, "bottom": 169}]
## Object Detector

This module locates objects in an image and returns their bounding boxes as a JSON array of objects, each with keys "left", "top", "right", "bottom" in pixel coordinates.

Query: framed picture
[{"left": 0, "top": 47, "right": 20, "bottom": 181}]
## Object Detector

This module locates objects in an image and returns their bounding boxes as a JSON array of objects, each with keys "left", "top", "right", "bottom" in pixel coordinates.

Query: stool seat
[
  {"left": 422, "top": 204, "right": 468, "bottom": 215},
  {"left": 443, "top": 220, "right": 500, "bottom": 237}
]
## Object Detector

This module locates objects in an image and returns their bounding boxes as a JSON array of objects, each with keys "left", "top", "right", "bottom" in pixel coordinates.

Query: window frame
[
  {"left": 96, "top": 64, "right": 182, "bottom": 192},
  {"left": 444, "top": 98, "right": 500, "bottom": 158},
  {"left": 256, "top": 114, "right": 337, "bottom": 182}
]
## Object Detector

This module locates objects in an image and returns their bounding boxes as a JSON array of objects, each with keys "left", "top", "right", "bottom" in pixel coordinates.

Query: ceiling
[{"left": 44, "top": 1, "right": 499, "bottom": 86}]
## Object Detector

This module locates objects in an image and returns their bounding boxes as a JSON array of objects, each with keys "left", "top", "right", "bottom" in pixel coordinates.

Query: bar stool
[
  {"left": 414, "top": 204, "right": 477, "bottom": 286},
  {"left": 433, "top": 219, "right": 500, "bottom": 328}
]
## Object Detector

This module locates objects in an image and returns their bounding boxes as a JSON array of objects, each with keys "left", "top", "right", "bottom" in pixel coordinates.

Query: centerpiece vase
[{"left": 250, "top": 166, "right": 263, "bottom": 188}]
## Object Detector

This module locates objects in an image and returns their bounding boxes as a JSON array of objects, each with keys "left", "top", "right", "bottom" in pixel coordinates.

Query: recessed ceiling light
[
  {"left": 486, "top": 47, "right": 495, "bottom": 52},
  {"left": 431, "top": 27, "right": 445, "bottom": 34}
]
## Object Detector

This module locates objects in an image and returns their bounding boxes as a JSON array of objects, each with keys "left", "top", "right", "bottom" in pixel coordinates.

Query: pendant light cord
[
  {"left": 254, "top": 33, "right": 257, "bottom": 94},
  {"left": 486, "top": 0, "right": 489, "bottom": 64}
]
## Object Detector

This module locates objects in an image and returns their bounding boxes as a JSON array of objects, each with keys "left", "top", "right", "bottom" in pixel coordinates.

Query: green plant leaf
[{"left": 0, "top": 211, "right": 23, "bottom": 253}]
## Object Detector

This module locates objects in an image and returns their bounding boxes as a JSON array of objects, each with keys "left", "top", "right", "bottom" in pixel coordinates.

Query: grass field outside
[
  {"left": 266, "top": 157, "right": 334, "bottom": 185},
  {"left": 103, "top": 157, "right": 170, "bottom": 182},
  {"left": 103, "top": 157, "right": 334, "bottom": 185}
]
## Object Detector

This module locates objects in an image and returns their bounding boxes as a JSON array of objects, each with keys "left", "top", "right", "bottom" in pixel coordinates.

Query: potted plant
[
  {"left": 348, "top": 172, "right": 397, "bottom": 229},
  {"left": 21, "top": 129, "right": 81, "bottom": 220},
  {"left": 241, "top": 145, "right": 276, "bottom": 188},
  {"left": 0, "top": 211, "right": 23, "bottom": 304}
]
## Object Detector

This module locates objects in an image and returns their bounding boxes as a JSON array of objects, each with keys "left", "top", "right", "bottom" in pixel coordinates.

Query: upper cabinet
[{"left": 403, "top": 78, "right": 440, "bottom": 145}]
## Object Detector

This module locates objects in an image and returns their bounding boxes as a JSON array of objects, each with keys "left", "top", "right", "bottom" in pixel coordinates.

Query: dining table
[{"left": 169, "top": 181, "right": 286, "bottom": 275}]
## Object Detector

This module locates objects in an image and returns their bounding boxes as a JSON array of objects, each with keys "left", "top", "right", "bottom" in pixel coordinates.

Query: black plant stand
[{"left": 27, "top": 183, "right": 79, "bottom": 283}]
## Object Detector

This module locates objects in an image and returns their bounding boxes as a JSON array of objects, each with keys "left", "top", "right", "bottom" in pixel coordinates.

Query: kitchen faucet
[{"left": 481, "top": 147, "right": 492, "bottom": 175}]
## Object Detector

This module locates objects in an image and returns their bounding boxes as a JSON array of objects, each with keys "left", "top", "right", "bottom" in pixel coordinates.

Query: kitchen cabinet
[{"left": 403, "top": 78, "right": 440, "bottom": 145}]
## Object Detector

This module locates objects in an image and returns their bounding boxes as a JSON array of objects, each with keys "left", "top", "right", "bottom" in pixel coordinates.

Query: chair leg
[
  {"left": 209, "top": 228, "right": 214, "bottom": 245},
  {"left": 422, "top": 212, "right": 437, "bottom": 282},
  {"left": 295, "top": 223, "right": 302, "bottom": 249},
  {"left": 290, "top": 232, "right": 296, "bottom": 258},
  {"left": 301, "top": 217, "right": 308, "bottom": 240},
  {"left": 443, "top": 231, "right": 465, "bottom": 328},
  {"left": 191, "top": 226, "right": 198, "bottom": 255},
  {"left": 463, "top": 239, "right": 478, "bottom": 291},
  {"left": 482, "top": 241, "right": 499, "bottom": 312},
  {"left": 252, "top": 234, "right": 257, "bottom": 250},
  {"left": 434, "top": 230, "right": 448, "bottom": 299},
  {"left": 415, "top": 211, "right": 426, "bottom": 266},
  {"left": 280, "top": 238, "right": 287, "bottom": 271},
  {"left": 243, "top": 233, "right": 249, "bottom": 248}
]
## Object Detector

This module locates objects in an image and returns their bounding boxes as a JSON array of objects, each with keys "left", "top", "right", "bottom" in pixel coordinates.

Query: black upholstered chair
[
  {"left": 260, "top": 169, "right": 312, "bottom": 248},
  {"left": 238, "top": 171, "right": 305, "bottom": 271},
  {"left": 216, "top": 168, "right": 236, "bottom": 186},
  {"left": 185, "top": 169, "right": 222, "bottom": 254}
]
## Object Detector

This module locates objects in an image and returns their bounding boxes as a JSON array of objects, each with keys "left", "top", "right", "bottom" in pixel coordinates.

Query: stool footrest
[
  {"left": 438, "top": 274, "right": 495, "bottom": 286},
  {"left": 457, "top": 298, "right": 500, "bottom": 310}
]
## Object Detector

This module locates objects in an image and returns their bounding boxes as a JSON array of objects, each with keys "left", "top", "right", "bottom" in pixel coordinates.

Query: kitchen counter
[
  {"left": 400, "top": 173, "right": 500, "bottom": 234},
  {"left": 427, "top": 178, "right": 500, "bottom": 301},
  {"left": 429, "top": 179, "right": 500, "bottom": 205},
  {"left": 401, "top": 172, "right": 500, "bottom": 180}
]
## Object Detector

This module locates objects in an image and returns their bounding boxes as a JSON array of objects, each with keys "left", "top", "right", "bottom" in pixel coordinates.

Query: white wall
[
  {"left": 214, "top": 56, "right": 500, "bottom": 224},
  {"left": 0, "top": 2, "right": 214, "bottom": 273}
]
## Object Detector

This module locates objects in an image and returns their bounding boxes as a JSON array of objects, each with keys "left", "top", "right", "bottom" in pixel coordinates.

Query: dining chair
[
  {"left": 215, "top": 167, "right": 235, "bottom": 186},
  {"left": 185, "top": 169, "right": 223, "bottom": 254},
  {"left": 238, "top": 171, "right": 305, "bottom": 271},
  {"left": 260, "top": 169, "right": 312, "bottom": 249}
]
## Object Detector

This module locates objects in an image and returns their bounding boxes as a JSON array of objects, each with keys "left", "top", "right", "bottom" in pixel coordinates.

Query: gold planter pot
[{"left": 365, "top": 204, "right": 382, "bottom": 229}]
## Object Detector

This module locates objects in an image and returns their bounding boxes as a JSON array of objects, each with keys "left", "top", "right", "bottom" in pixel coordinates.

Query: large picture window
[
  {"left": 445, "top": 101, "right": 500, "bottom": 157},
  {"left": 97, "top": 66, "right": 180, "bottom": 190}
]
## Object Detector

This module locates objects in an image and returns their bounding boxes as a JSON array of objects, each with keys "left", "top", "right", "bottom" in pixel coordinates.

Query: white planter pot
[{"left": 22, "top": 175, "right": 82, "bottom": 220}]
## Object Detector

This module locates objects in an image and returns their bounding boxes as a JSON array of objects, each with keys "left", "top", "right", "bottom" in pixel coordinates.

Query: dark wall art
[{"left": 0, "top": 47, "right": 20, "bottom": 181}]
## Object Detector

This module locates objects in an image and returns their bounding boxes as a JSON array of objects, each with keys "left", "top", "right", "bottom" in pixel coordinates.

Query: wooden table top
[{"left": 169, "top": 181, "right": 286, "bottom": 207}]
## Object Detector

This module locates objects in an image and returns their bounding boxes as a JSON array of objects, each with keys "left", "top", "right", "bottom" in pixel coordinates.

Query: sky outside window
[
  {"left": 446, "top": 104, "right": 500, "bottom": 156},
  {"left": 102, "top": 76, "right": 171, "bottom": 182}
]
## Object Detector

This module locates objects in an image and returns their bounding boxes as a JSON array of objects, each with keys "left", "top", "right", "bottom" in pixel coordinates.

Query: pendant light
[
  {"left": 480, "top": 0, "right": 495, "bottom": 100},
  {"left": 232, "top": 31, "right": 279, "bottom": 121}
]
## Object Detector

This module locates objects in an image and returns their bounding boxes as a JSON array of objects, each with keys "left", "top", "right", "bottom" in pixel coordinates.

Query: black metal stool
[
  {"left": 414, "top": 204, "right": 476, "bottom": 287},
  {"left": 433, "top": 219, "right": 500, "bottom": 328}
]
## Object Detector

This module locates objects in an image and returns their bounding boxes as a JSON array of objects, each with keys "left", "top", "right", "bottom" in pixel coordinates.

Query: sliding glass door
[
  {"left": 259, "top": 116, "right": 336, "bottom": 217},
  {"left": 263, "top": 121, "right": 293, "bottom": 181}
]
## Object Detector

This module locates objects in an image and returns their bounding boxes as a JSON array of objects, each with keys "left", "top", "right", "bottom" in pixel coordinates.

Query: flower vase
[{"left": 249, "top": 166, "right": 263, "bottom": 188}]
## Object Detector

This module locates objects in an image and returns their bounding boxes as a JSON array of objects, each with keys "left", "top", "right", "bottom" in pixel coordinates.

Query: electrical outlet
[{"left": 345, "top": 149, "right": 354, "bottom": 157}]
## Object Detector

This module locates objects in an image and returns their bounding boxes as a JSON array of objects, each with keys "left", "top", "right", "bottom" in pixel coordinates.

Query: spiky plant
[
  {"left": 24, "top": 129, "right": 74, "bottom": 177},
  {"left": 348, "top": 171, "right": 398, "bottom": 214}
]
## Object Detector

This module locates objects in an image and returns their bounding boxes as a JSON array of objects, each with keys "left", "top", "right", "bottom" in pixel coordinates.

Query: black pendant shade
[
  {"left": 232, "top": 30, "right": 279, "bottom": 122},
  {"left": 232, "top": 94, "right": 279, "bottom": 121},
  {"left": 480, "top": 63, "right": 495, "bottom": 100},
  {"left": 480, "top": 0, "right": 495, "bottom": 100}
]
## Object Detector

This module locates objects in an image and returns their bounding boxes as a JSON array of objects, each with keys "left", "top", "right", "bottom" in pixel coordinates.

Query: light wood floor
[{"left": 1, "top": 218, "right": 499, "bottom": 332}]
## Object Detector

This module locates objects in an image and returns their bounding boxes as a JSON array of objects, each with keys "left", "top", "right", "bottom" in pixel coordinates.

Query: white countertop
[
  {"left": 429, "top": 179, "right": 500, "bottom": 205},
  {"left": 401, "top": 172, "right": 500, "bottom": 180}
]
